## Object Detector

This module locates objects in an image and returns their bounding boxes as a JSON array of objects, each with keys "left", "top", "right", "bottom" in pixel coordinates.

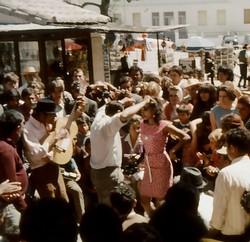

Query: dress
[{"left": 140, "top": 120, "right": 173, "bottom": 199}]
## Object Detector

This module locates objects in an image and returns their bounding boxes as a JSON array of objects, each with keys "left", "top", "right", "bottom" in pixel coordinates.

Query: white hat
[
  {"left": 184, "top": 78, "right": 201, "bottom": 89},
  {"left": 216, "top": 146, "right": 227, "bottom": 155},
  {"left": 22, "top": 66, "right": 37, "bottom": 75}
]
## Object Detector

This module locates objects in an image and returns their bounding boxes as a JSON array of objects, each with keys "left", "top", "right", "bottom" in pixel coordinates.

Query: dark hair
[
  {"left": 129, "top": 66, "right": 143, "bottom": 77},
  {"left": 110, "top": 182, "right": 136, "bottom": 216},
  {"left": 105, "top": 101, "right": 124, "bottom": 116},
  {"left": 176, "top": 103, "right": 191, "bottom": 115},
  {"left": 217, "top": 65, "right": 234, "bottom": 81},
  {"left": 218, "top": 84, "right": 236, "bottom": 101},
  {"left": 4, "top": 88, "right": 21, "bottom": 102},
  {"left": 20, "top": 198, "right": 77, "bottom": 242},
  {"left": 226, "top": 127, "right": 250, "bottom": 154},
  {"left": 220, "top": 113, "right": 244, "bottom": 132},
  {"left": 0, "top": 110, "right": 23, "bottom": 138},
  {"left": 143, "top": 97, "right": 163, "bottom": 125},
  {"left": 121, "top": 223, "right": 162, "bottom": 242},
  {"left": 21, "top": 87, "right": 34, "bottom": 100},
  {"left": 149, "top": 182, "right": 207, "bottom": 242},
  {"left": 48, "top": 79, "right": 64, "bottom": 93},
  {"left": 169, "top": 65, "right": 183, "bottom": 76},
  {"left": 122, "top": 114, "right": 142, "bottom": 134},
  {"left": 198, "top": 83, "right": 217, "bottom": 103},
  {"left": 119, "top": 76, "right": 132, "bottom": 85},
  {"left": 142, "top": 73, "right": 162, "bottom": 84},
  {"left": 80, "top": 203, "right": 122, "bottom": 242},
  {"left": 238, "top": 95, "right": 250, "bottom": 109},
  {"left": 3, "top": 72, "right": 19, "bottom": 84},
  {"left": 76, "top": 114, "right": 91, "bottom": 126}
]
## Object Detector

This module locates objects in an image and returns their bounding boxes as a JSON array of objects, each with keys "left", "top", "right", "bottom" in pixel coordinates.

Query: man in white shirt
[
  {"left": 90, "top": 96, "right": 151, "bottom": 206},
  {"left": 210, "top": 127, "right": 250, "bottom": 241},
  {"left": 22, "top": 98, "right": 69, "bottom": 202}
]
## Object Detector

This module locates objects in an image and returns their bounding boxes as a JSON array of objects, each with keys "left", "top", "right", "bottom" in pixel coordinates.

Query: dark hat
[
  {"left": 175, "top": 167, "right": 207, "bottom": 189},
  {"left": 33, "top": 98, "right": 62, "bottom": 114}
]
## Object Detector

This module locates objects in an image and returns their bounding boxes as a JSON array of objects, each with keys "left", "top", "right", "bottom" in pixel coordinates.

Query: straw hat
[
  {"left": 184, "top": 78, "right": 201, "bottom": 89},
  {"left": 22, "top": 66, "right": 38, "bottom": 75}
]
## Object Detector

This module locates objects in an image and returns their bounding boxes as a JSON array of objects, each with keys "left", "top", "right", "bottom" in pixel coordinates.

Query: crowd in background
[{"left": 0, "top": 54, "right": 250, "bottom": 242}]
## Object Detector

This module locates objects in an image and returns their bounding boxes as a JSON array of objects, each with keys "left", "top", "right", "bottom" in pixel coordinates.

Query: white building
[{"left": 108, "top": 0, "right": 250, "bottom": 45}]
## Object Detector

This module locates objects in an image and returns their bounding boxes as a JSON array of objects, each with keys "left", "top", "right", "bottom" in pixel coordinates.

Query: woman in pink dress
[{"left": 140, "top": 97, "right": 190, "bottom": 217}]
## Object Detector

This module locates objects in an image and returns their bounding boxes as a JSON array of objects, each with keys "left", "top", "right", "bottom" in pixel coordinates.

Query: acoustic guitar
[{"left": 43, "top": 103, "right": 78, "bottom": 165}]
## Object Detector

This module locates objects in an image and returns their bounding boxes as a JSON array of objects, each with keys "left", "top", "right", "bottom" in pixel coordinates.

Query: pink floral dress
[{"left": 140, "top": 120, "right": 173, "bottom": 199}]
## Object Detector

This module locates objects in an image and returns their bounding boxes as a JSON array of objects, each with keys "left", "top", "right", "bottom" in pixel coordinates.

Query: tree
[
  {"left": 65, "top": 0, "right": 110, "bottom": 17},
  {"left": 65, "top": 0, "right": 134, "bottom": 17}
]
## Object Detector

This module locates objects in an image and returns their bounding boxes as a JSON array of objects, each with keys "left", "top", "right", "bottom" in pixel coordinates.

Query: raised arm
[{"left": 119, "top": 95, "right": 151, "bottom": 123}]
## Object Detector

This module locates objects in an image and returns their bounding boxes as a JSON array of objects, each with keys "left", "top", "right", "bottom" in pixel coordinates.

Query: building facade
[{"left": 109, "top": 0, "right": 250, "bottom": 45}]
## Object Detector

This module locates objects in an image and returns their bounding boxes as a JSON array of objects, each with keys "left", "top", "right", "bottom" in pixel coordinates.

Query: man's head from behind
[
  {"left": 105, "top": 101, "right": 123, "bottom": 117},
  {"left": 20, "top": 198, "right": 78, "bottom": 242},
  {"left": 110, "top": 182, "right": 136, "bottom": 216},
  {"left": 0, "top": 110, "right": 24, "bottom": 140},
  {"left": 226, "top": 127, "right": 250, "bottom": 160}
]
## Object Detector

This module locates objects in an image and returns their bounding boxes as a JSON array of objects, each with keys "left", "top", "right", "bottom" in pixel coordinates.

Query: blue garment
[{"left": 211, "top": 105, "right": 238, "bottom": 128}]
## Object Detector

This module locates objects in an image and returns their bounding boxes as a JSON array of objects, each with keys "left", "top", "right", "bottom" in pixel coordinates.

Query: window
[
  {"left": 152, "top": 12, "right": 160, "bottom": 26},
  {"left": 217, "top": 9, "right": 226, "bottom": 25},
  {"left": 198, "top": 10, "right": 207, "bottom": 25},
  {"left": 133, "top": 13, "right": 141, "bottom": 26},
  {"left": 164, "top": 12, "right": 174, "bottom": 25},
  {"left": 178, "top": 11, "right": 187, "bottom": 39},
  {"left": 178, "top": 11, "right": 186, "bottom": 24},
  {"left": 19, "top": 41, "right": 40, "bottom": 84},
  {"left": 45, "top": 40, "right": 63, "bottom": 81},
  {"left": 244, "top": 9, "right": 250, "bottom": 24},
  {"left": 0, "top": 42, "right": 16, "bottom": 77}
]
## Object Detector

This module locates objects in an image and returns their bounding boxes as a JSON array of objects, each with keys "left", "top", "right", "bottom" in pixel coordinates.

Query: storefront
[
  {"left": 0, "top": 0, "right": 110, "bottom": 90},
  {"left": 0, "top": 26, "right": 93, "bottom": 89}
]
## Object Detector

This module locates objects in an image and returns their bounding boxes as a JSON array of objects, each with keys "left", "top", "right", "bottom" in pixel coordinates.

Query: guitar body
[{"left": 43, "top": 117, "right": 78, "bottom": 165}]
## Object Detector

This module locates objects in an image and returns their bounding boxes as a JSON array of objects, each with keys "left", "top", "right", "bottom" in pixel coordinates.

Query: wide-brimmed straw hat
[
  {"left": 184, "top": 78, "right": 201, "bottom": 89},
  {"left": 22, "top": 66, "right": 38, "bottom": 75}
]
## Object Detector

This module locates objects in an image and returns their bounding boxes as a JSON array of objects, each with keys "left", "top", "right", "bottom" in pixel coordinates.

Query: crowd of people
[{"left": 0, "top": 58, "right": 250, "bottom": 242}]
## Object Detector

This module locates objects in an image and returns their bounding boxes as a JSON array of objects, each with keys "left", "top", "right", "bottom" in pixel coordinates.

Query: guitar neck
[{"left": 65, "top": 102, "right": 77, "bottom": 130}]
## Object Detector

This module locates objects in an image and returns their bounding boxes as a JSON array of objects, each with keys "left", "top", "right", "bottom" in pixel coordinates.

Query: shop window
[
  {"left": 0, "top": 42, "right": 16, "bottom": 80},
  {"left": 19, "top": 41, "right": 40, "bottom": 83},
  {"left": 64, "top": 38, "right": 89, "bottom": 81},
  {"left": 45, "top": 40, "right": 63, "bottom": 81}
]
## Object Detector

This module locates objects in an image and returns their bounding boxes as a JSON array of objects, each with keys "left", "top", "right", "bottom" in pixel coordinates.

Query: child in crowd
[
  {"left": 173, "top": 104, "right": 198, "bottom": 172},
  {"left": 17, "top": 87, "right": 36, "bottom": 122},
  {"left": 74, "top": 114, "right": 97, "bottom": 209}
]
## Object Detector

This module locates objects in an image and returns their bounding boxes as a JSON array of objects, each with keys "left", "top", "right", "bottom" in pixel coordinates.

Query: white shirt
[
  {"left": 90, "top": 105, "right": 125, "bottom": 169},
  {"left": 211, "top": 155, "right": 250, "bottom": 235},
  {"left": 23, "top": 116, "right": 53, "bottom": 169},
  {"left": 198, "top": 192, "right": 213, "bottom": 229}
]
